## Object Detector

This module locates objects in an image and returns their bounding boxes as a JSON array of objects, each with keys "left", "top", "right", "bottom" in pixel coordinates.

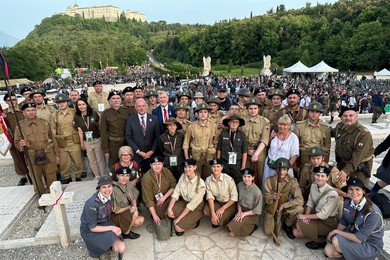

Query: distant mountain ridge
[{"left": 0, "top": 32, "right": 19, "bottom": 47}]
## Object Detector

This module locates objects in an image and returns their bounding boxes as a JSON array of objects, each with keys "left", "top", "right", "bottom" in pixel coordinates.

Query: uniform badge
[{"left": 358, "top": 143, "right": 364, "bottom": 148}]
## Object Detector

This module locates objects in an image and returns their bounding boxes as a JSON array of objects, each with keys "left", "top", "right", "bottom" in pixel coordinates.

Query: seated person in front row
[
  {"left": 167, "top": 158, "right": 206, "bottom": 236},
  {"left": 293, "top": 166, "right": 339, "bottom": 250},
  {"left": 203, "top": 158, "right": 238, "bottom": 228},
  {"left": 111, "top": 166, "right": 145, "bottom": 239},
  {"left": 264, "top": 158, "right": 304, "bottom": 239},
  {"left": 141, "top": 156, "right": 177, "bottom": 225},
  {"left": 227, "top": 168, "right": 262, "bottom": 237},
  {"left": 325, "top": 177, "right": 384, "bottom": 259}
]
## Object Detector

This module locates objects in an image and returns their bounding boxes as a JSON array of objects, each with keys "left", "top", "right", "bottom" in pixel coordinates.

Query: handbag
[
  {"left": 154, "top": 218, "right": 172, "bottom": 240},
  {"left": 34, "top": 149, "right": 51, "bottom": 165}
]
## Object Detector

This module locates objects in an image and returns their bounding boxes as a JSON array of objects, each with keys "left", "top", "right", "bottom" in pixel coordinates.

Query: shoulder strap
[{"left": 314, "top": 188, "right": 333, "bottom": 208}]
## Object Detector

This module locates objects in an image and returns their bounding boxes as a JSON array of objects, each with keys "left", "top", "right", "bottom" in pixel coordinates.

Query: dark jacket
[{"left": 375, "top": 134, "right": 390, "bottom": 168}]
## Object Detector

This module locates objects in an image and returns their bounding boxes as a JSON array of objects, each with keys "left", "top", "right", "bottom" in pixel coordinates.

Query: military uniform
[
  {"left": 264, "top": 174, "right": 304, "bottom": 236},
  {"left": 122, "top": 100, "right": 136, "bottom": 115},
  {"left": 263, "top": 105, "right": 282, "bottom": 132},
  {"left": 176, "top": 118, "right": 191, "bottom": 133},
  {"left": 276, "top": 106, "right": 308, "bottom": 131},
  {"left": 36, "top": 104, "right": 55, "bottom": 125},
  {"left": 259, "top": 98, "right": 272, "bottom": 116},
  {"left": 14, "top": 117, "right": 58, "bottom": 195},
  {"left": 141, "top": 167, "right": 177, "bottom": 219},
  {"left": 158, "top": 130, "right": 185, "bottom": 180},
  {"left": 88, "top": 91, "right": 110, "bottom": 115},
  {"left": 333, "top": 121, "right": 374, "bottom": 186},
  {"left": 100, "top": 106, "right": 132, "bottom": 168},
  {"left": 204, "top": 172, "right": 238, "bottom": 226}
]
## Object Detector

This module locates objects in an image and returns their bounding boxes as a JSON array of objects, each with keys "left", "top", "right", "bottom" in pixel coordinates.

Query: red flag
[
  {"left": 0, "top": 105, "right": 12, "bottom": 142},
  {"left": 0, "top": 49, "right": 9, "bottom": 80}
]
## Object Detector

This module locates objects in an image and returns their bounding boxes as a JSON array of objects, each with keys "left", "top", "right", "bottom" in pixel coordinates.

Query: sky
[{"left": 1, "top": 0, "right": 337, "bottom": 40}]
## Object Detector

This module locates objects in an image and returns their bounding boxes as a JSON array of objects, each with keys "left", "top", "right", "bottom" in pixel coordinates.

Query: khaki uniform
[
  {"left": 122, "top": 100, "right": 136, "bottom": 115},
  {"left": 14, "top": 117, "right": 58, "bottom": 195},
  {"left": 227, "top": 182, "right": 262, "bottom": 237},
  {"left": 238, "top": 103, "right": 248, "bottom": 118},
  {"left": 297, "top": 183, "right": 339, "bottom": 243},
  {"left": 264, "top": 174, "right": 304, "bottom": 236},
  {"left": 171, "top": 174, "right": 206, "bottom": 230},
  {"left": 183, "top": 120, "right": 218, "bottom": 179},
  {"left": 142, "top": 168, "right": 177, "bottom": 219},
  {"left": 209, "top": 112, "right": 223, "bottom": 125},
  {"left": 52, "top": 109, "right": 82, "bottom": 179},
  {"left": 203, "top": 173, "right": 238, "bottom": 226},
  {"left": 147, "top": 103, "right": 158, "bottom": 114},
  {"left": 176, "top": 118, "right": 191, "bottom": 133},
  {"left": 276, "top": 106, "right": 308, "bottom": 131},
  {"left": 259, "top": 99, "right": 272, "bottom": 116},
  {"left": 36, "top": 104, "right": 55, "bottom": 125},
  {"left": 100, "top": 107, "right": 132, "bottom": 168},
  {"left": 294, "top": 120, "right": 331, "bottom": 164},
  {"left": 242, "top": 115, "right": 270, "bottom": 186},
  {"left": 88, "top": 91, "right": 110, "bottom": 115},
  {"left": 333, "top": 121, "right": 374, "bottom": 186},
  {"left": 263, "top": 105, "right": 282, "bottom": 132},
  {"left": 111, "top": 182, "right": 139, "bottom": 232}
]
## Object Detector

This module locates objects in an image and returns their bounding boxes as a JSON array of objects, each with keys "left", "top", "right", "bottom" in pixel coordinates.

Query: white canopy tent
[
  {"left": 374, "top": 68, "right": 390, "bottom": 77},
  {"left": 310, "top": 61, "right": 339, "bottom": 73},
  {"left": 283, "top": 61, "right": 312, "bottom": 75}
]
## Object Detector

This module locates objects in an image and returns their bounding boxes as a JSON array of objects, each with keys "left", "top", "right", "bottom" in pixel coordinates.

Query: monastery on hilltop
[{"left": 65, "top": 4, "right": 146, "bottom": 22}]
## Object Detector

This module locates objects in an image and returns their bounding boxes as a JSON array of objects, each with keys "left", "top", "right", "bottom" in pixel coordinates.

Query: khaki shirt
[
  {"left": 259, "top": 99, "right": 272, "bottom": 115},
  {"left": 112, "top": 182, "right": 139, "bottom": 214},
  {"left": 176, "top": 118, "right": 191, "bottom": 133},
  {"left": 238, "top": 103, "right": 248, "bottom": 118},
  {"left": 307, "top": 183, "right": 339, "bottom": 219},
  {"left": 36, "top": 104, "right": 55, "bottom": 125},
  {"left": 5, "top": 109, "right": 24, "bottom": 135},
  {"left": 122, "top": 100, "right": 136, "bottom": 115},
  {"left": 183, "top": 120, "right": 218, "bottom": 157},
  {"left": 294, "top": 119, "right": 331, "bottom": 156},
  {"left": 299, "top": 162, "right": 346, "bottom": 191},
  {"left": 141, "top": 168, "right": 177, "bottom": 208},
  {"left": 276, "top": 106, "right": 308, "bottom": 126},
  {"left": 88, "top": 91, "right": 110, "bottom": 114},
  {"left": 242, "top": 115, "right": 270, "bottom": 148},
  {"left": 237, "top": 182, "right": 262, "bottom": 214},
  {"left": 209, "top": 112, "right": 223, "bottom": 124},
  {"left": 205, "top": 173, "right": 238, "bottom": 202},
  {"left": 171, "top": 174, "right": 206, "bottom": 211},
  {"left": 51, "top": 109, "right": 76, "bottom": 137},
  {"left": 263, "top": 105, "right": 282, "bottom": 132}
]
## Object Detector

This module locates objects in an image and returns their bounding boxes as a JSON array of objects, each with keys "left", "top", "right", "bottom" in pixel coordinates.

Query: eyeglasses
[
  {"left": 121, "top": 154, "right": 131, "bottom": 157},
  {"left": 6, "top": 99, "right": 17, "bottom": 102}
]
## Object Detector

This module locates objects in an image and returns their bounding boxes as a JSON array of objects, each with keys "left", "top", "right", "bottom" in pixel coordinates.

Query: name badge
[
  {"left": 85, "top": 131, "right": 93, "bottom": 142},
  {"left": 228, "top": 152, "right": 237, "bottom": 165},
  {"left": 169, "top": 156, "right": 177, "bottom": 166},
  {"left": 98, "top": 103, "right": 105, "bottom": 112},
  {"left": 155, "top": 192, "right": 163, "bottom": 201}
]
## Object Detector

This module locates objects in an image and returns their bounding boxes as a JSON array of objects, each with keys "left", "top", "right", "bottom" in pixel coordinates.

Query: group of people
[{"left": 1, "top": 75, "right": 389, "bottom": 260}]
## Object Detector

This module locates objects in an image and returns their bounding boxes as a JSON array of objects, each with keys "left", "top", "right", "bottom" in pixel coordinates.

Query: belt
[
  {"left": 64, "top": 136, "right": 73, "bottom": 141},
  {"left": 108, "top": 136, "right": 124, "bottom": 142}
]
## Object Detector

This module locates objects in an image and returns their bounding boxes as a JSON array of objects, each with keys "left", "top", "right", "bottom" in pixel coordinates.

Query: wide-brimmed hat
[
  {"left": 206, "top": 97, "right": 221, "bottom": 106},
  {"left": 307, "top": 101, "right": 324, "bottom": 112},
  {"left": 54, "top": 93, "right": 69, "bottom": 103},
  {"left": 194, "top": 103, "right": 210, "bottom": 113},
  {"left": 163, "top": 118, "right": 183, "bottom": 130},
  {"left": 29, "top": 89, "right": 46, "bottom": 99},
  {"left": 341, "top": 177, "right": 370, "bottom": 193},
  {"left": 222, "top": 114, "right": 245, "bottom": 127},
  {"left": 272, "top": 157, "right": 291, "bottom": 170},
  {"left": 237, "top": 88, "right": 251, "bottom": 97},
  {"left": 178, "top": 91, "right": 191, "bottom": 99},
  {"left": 175, "top": 103, "right": 189, "bottom": 111},
  {"left": 268, "top": 90, "right": 285, "bottom": 99},
  {"left": 245, "top": 97, "right": 262, "bottom": 107},
  {"left": 144, "top": 90, "right": 158, "bottom": 98},
  {"left": 308, "top": 146, "right": 324, "bottom": 156},
  {"left": 193, "top": 92, "right": 205, "bottom": 99},
  {"left": 96, "top": 176, "right": 113, "bottom": 189}
]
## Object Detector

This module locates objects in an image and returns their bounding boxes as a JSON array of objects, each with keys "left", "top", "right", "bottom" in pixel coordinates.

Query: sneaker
[{"left": 17, "top": 178, "right": 28, "bottom": 186}]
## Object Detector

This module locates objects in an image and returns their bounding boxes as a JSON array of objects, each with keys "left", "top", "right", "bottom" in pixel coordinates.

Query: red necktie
[
  {"left": 163, "top": 107, "right": 168, "bottom": 123},
  {"left": 140, "top": 116, "right": 146, "bottom": 135}
]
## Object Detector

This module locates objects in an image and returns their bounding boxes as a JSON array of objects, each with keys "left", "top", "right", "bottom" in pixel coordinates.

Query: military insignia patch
[{"left": 358, "top": 143, "right": 364, "bottom": 148}]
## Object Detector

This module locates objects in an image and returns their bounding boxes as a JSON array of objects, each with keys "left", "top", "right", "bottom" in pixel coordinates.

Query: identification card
[
  {"left": 85, "top": 131, "right": 93, "bottom": 142},
  {"left": 228, "top": 152, "right": 237, "bottom": 165},
  {"left": 98, "top": 103, "right": 105, "bottom": 112},
  {"left": 155, "top": 192, "right": 163, "bottom": 201},
  {"left": 169, "top": 156, "right": 177, "bottom": 166}
]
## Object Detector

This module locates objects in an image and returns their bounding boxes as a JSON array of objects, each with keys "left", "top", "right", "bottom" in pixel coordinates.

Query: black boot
[{"left": 18, "top": 178, "right": 28, "bottom": 186}]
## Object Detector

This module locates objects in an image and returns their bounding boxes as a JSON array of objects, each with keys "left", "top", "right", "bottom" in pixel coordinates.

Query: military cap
[
  {"left": 307, "top": 101, "right": 324, "bottom": 112},
  {"left": 29, "top": 89, "right": 46, "bottom": 99},
  {"left": 241, "top": 168, "right": 255, "bottom": 176},
  {"left": 237, "top": 88, "right": 251, "bottom": 97},
  {"left": 313, "top": 166, "right": 331, "bottom": 175},
  {"left": 338, "top": 107, "right": 356, "bottom": 117},
  {"left": 253, "top": 87, "right": 267, "bottom": 96},
  {"left": 133, "top": 85, "right": 144, "bottom": 91},
  {"left": 341, "top": 177, "right": 370, "bottom": 193},
  {"left": 107, "top": 90, "right": 121, "bottom": 101},
  {"left": 163, "top": 118, "right": 183, "bottom": 130},
  {"left": 150, "top": 156, "right": 164, "bottom": 163},
  {"left": 122, "top": 86, "right": 134, "bottom": 94},
  {"left": 194, "top": 103, "right": 210, "bottom": 113},
  {"left": 92, "top": 80, "right": 102, "bottom": 86},
  {"left": 308, "top": 146, "right": 324, "bottom": 156},
  {"left": 206, "top": 97, "right": 221, "bottom": 106},
  {"left": 144, "top": 90, "right": 158, "bottom": 98},
  {"left": 183, "top": 158, "right": 197, "bottom": 166},
  {"left": 3, "top": 92, "right": 16, "bottom": 102},
  {"left": 209, "top": 158, "right": 224, "bottom": 166},
  {"left": 222, "top": 114, "right": 245, "bottom": 127},
  {"left": 21, "top": 102, "right": 36, "bottom": 111},
  {"left": 115, "top": 166, "right": 131, "bottom": 175},
  {"left": 268, "top": 90, "right": 285, "bottom": 99},
  {"left": 193, "top": 92, "right": 205, "bottom": 99},
  {"left": 175, "top": 103, "right": 189, "bottom": 111},
  {"left": 20, "top": 86, "right": 32, "bottom": 95},
  {"left": 286, "top": 88, "right": 301, "bottom": 98},
  {"left": 245, "top": 97, "right": 262, "bottom": 107},
  {"left": 54, "top": 93, "right": 69, "bottom": 103},
  {"left": 96, "top": 176, "right": 113, "bottom": 189},
  {"left": 217, "top": 85, "right": 227, "bottom": 92},
  {"left": 273, "top": 157, "right": 292, "bottom": 170},
  {"left": 178, "top": 91, "right": 191, "bottom": 99}
]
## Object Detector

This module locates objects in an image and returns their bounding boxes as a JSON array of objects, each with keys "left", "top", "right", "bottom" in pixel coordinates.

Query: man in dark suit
[
  {"left": 126, "top": 98, "right": 161, "bottom": 173},
  {"left": 152, "top": 91, "right": 176, "bottom": 126}
]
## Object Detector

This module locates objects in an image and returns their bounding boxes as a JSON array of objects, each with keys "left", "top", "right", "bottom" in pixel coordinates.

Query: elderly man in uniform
[
  {"left": 30, "top": 89, "right": 55, "bottom": 124},
  {"left": 183, "top": 103, "right": 218, "bottom": 180},
  {"left": 253, "top": 87, "right": 271, "bottom": 115},
  {"left": 18, "top": 86, "right": 33, "bottom": 109},
  {"left": 101, "top": 90, "right": 132, "bottom": 168},
  {"left": 14, "top": 103, "right": 59, "bottom": 196},
  {"left": 3, "top": 93, "right": 29, "bottom": 186},
  {"left": 242, "top": 97, "right": 271, "bottom": 186},
  {"left": 236, "top": 88, "right": 250, "bottom": 119},
  {"left": 276, "top": 89, "right": 308, "bottom": 131},
  {"left": 88, "top": 80, "right": 110, "bottom": 115},
  {"left": 51, "top": 93, "right": 83, "bottom": 184},
  {"left": 294, "top": 101, "right": 331, "bottom": 170},
  {"left": 145, "top": 90, "right": 158, "bottom": 114},
  {"left": 121, "top": 86, "right": 136, "bottom": 115},
  {"left": 263, "top": 90, "right": 285, "bottom": 132},
  {"left": 332, "top": 107, "right": 374, "bottom": 187}
]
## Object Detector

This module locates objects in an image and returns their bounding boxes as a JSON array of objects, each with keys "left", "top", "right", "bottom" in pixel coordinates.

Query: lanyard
[
  {"left": 83, "top": 115, "right": 89, "bottom": 129},
  {"left": 229, "top": 130, "right": 236, "bottom": 152},
  {"left": 154, "top": 173, "right": 162, "bottom": 193},
  {"left": 167, "top": 135, "right": 177, "bottom": 155}
]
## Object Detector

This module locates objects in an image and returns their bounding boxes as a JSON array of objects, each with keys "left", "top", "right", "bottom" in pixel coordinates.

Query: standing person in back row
[
  {"left": 88, "top": 80, "right": 110, "bottom": 116},
  {"left": 371, "top": 91, "right": 385, "bottom": 123}
]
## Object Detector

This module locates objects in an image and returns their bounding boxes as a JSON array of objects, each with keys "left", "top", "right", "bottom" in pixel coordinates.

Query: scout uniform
[
  {"left": 88, "top": 81, "right": 110, "bottom": 115},
  {"left": 204, "top": 159, "right": 238, "bottom": 226},
  {"left": 276, "top": 89, "right": 308, "bottom": 131},
  {"left": 242, "top": 98, "right": 271, "bottom": 186},
  {"left": 227, "top": 168, "right": 262, "bottom": 237},
  {"left": 294, "top": 102, "right": 331, "bottom": 165},
  {"left": 51, "top": 94, "right": 82, "bottom": 183},
  {"left": 18, "top": 86, "right": 32, "bottom": 110},
  {"left": 253, "top": 87, "right": 271, "bottom": 115},
  {"left": 333, "top": 108, "right": 374, "bottom": 186},
  {"left": 142, "top": 165, "right": 177, "bottom": 219},
  {"left": 264, "top": 158, "right": 304, "bottom": 238},
  {"left": 29, "top": 89, "right": 55, "bottom": 125},
  {"left": 183, "top": 103, "right": 218, "bottom": 180},
  {"left": 100, "top": 91, "right": 132, "bottom": 168},
  {"left": 206, "top": 97, "right": 224, "bottom": 125},
  {"left": 216, "top": 115, "right": 248, "bottom": 183},
  {"left": 14, "top": 103, "right": 58, "bottom": 195},
  {"left": 263, "top": 90, "right": 285, "bottom": 132},
  {"left": 175, "top": 103, "right": 191, "bottom": 133},
  {"left": 121, "top": 86, "right": 136, "bottom": 115},
  {"left": 145, "top": 90, "right": 158, "bottom": 114},
  {"left": 297, "top": 167, "right": 339, "bottom": 244}
]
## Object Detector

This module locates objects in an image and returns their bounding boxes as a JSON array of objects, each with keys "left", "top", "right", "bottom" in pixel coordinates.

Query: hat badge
[
  {"left": 319, "top": 167, "right": 324, "bottom": 173},
  {"left": 313, "top": 105, "right": 317, "bottom": 109},
  {"left": 184, "top": 161, "right": 189, "bottom": 166},
  {"left": 202, "top": 104, "right": 205, "bottom": 108},
  {"left": 213, "top": 159, "right": 217, "bottom": 164},
  {"left": 312, "top": 148, "right": 316, "bottom": 153},
  {"left": 245, "top": 169, "right": 249, "bottom": 175},
  {"left": 59, "top": 96, "right": 63, "bottom": 101},
  {"left": 154, "top": 157, "right": 159, "bottom": 163},
  {"left": 123, "top": 168, "right": 127, "bottom": 174},
  {"left": 281, "top": 162, "right": 284, "bottom": 167}
]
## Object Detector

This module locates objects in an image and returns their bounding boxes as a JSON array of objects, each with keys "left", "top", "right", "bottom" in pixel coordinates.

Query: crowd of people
[{"left": 1, "top": 68, "right": 390, "bottom": 259}]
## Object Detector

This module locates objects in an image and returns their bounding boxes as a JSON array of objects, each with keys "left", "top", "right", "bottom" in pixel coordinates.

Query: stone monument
[
  {"left": 261, "top": 55, "right": 272, "bottom": 76},
  {"left": 202, "top": 56, "right": 211, "bottom": 76}
]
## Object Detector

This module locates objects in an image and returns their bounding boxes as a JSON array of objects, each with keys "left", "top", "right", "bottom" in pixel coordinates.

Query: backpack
[{"left": 370, "top": 193, "right": 390, "bottom": 218}]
